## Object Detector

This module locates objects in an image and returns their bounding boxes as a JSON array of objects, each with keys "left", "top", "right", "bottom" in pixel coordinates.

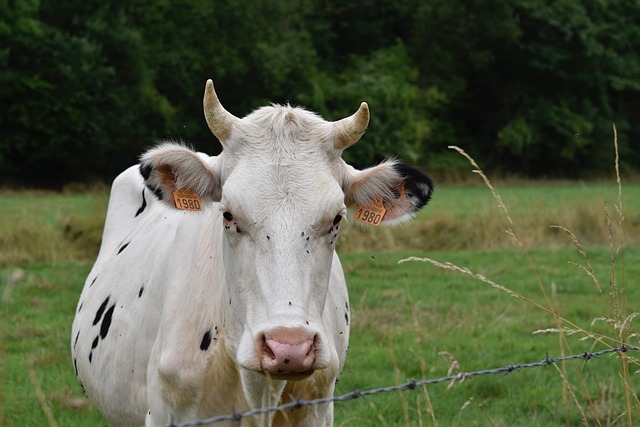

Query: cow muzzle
[{"left": 260, "top": 328, "right": 318, "bottom": 380}]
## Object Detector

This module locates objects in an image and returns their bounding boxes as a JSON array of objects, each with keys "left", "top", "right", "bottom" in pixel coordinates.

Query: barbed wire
[{"left": 167, "top": 344, "right": 637, "bottom": 426}]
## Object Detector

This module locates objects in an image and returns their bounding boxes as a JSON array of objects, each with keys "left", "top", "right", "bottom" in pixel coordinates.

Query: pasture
[{"left": 1, "top": 179, "right": 639, "bottom": 426}]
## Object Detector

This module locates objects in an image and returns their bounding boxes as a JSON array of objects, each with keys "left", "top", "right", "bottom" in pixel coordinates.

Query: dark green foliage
[{"left": 1, "top": 0, "right": 639, "bottom": 186}]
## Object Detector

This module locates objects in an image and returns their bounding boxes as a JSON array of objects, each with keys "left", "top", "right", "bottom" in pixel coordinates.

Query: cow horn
[
  {"left": 203, "top": 79, "right": 239, "bottom": 143},
  {"left": 333, "top": 102, "right": 370, "bottom": 150}
]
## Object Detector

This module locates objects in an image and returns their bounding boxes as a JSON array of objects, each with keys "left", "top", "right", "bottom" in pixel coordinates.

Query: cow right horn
[
  {"left": 203, "top": 79, "right": 239, "bottom": 143},
  {"left": 333, "top": 102, "right": 370, "bottom": 150}
]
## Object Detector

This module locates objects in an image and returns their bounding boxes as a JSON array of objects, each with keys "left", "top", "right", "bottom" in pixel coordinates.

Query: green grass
[
  {"left": 1, "top": 180, "right": 639, "bottom": 425},
  {"left": 336, "top": 246, "right": 638, "bottom": 426},
  {"left": 1, "top": 262, "right": 107, "bottom": 426}
]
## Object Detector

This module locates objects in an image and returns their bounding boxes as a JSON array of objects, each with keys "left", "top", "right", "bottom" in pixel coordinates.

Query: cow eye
[
  {"left": 223, "top": 212, "right": 234, "bottom": 222},
  {"left": 332, "top": 214, "right": 342, "bottom": 225}
]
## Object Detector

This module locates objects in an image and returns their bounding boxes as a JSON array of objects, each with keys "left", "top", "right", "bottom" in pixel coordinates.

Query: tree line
[{"left": 2, "top": 0, "right": 639, "bottom": 187}]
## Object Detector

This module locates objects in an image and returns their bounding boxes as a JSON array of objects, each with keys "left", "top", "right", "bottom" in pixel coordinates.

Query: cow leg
[
  {"left": 238, "top": 370, "right": 288, "bottom": 426},
  {"left": 272, "top": 364, "right": 338, "bottom": 426}
]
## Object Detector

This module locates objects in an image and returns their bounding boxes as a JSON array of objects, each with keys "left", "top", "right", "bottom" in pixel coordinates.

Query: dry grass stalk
[
  {"left": 401, "top": 140, "right": 638, "bottom": 425},
  {"left": 28, "top": 357, "right": 58, "bottom": 427}
]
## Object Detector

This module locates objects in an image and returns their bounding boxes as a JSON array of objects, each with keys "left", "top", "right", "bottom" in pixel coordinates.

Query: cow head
[{"left": 139, "top": 79, "right": 433, "bottom": 381}]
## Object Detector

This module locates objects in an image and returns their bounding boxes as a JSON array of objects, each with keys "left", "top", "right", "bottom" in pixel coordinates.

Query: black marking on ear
[
  {"left": 117, "top": 242, "right": 130, "bottom": 255},
  {"left": 135, "top": 189, "right": 147, "bottom": 217},
  {"left": 144, "top": 182, "right": 164, "bottom": 201},
  {"left": 140, "top": 163, "right": 153, "bottom": 180},
  {"left": 100, "top": 304, "right": 116, "bottom": 339},
  {"left": 200, "top": 329, "right": 212, "bottom": 351},
  {"left": 392, "top": 163, "right": 434, "bottom": 209},
  {"left": 152, "top": 186, "right": 163, "bottom": 200},
  {"left": 93, "top": 297, "right": 110, "bottom": 325}
]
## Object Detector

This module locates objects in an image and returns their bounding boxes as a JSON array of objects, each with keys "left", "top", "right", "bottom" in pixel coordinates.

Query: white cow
[{"left": 71, "top": 79, "right": 433, "bottom": 426}]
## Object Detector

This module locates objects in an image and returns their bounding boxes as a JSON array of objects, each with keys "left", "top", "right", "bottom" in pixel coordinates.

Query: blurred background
[{"left": 1, "top": 0, "right": 639, "bottom": 188}]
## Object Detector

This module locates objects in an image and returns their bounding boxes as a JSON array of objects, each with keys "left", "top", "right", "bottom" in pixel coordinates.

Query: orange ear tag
[
  {"left": 173, "top": 189, "right": 202, "bottom": 211},
  {"left": 354, "top": 198, "right": 386, "bottom": 226}
]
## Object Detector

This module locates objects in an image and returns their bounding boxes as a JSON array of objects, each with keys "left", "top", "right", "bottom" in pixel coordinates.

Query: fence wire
[{"left": 167, "top": 344, "right": 637, "bottom": 426}]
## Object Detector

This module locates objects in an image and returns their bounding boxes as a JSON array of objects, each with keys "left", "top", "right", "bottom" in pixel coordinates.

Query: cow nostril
[
  {"left": 284, "top": 358, "right": 290, "bottom": 364},
  {"left": 262, "top": 335, "right": 275, "bottom": 360}
]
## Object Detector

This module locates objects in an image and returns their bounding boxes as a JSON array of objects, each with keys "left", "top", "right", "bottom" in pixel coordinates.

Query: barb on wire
[{"left": 168, "top": 345, "right": 637, "bottom": 427}]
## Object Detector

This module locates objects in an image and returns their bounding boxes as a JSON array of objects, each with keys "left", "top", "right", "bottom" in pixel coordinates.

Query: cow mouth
[{"left": 261, "top": 369, "right": 314, "bottom": 381}]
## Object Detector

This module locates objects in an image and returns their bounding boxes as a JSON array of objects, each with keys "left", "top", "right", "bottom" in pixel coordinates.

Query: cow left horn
[
  {"left": 333, "top": 102, "right": 370, "bottom": 150},
  {"left": 203, "top": 79, "right": 239, "bottom": 143}
]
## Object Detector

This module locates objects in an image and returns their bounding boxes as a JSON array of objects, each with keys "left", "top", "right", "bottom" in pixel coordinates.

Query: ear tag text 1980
[
  {"left": 173, "top": 189, "right": 202, "bottom": 211},
  {"left": 354, "top": 198, "right": 386, "bottom": 226}
]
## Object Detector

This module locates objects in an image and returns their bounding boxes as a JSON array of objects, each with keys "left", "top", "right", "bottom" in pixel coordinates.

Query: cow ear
[
  {"left": 139, "top": 143, "right": 222, "bottom": 207},
  {"left": 344, "top": 161, "right": 433, "bottom": 226}
]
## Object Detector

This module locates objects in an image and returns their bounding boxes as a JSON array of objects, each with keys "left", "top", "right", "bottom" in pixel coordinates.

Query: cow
[{"left": 71, "top": 79, "right": 433, "bottom": 426}]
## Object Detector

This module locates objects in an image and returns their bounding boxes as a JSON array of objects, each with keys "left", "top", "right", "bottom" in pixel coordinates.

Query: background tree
[{"left": 1, "top": 0, "right": 638, "bottom": 187}]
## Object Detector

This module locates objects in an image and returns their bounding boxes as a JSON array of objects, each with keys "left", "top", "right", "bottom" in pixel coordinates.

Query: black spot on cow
[
  {"left": 91, "top": 336, "right": 99, "bottom": 350},
  {"left": 345, "top": 302, "right": 349, "bottom": 311},
  {"left": 266, "top": 235, "right": 270, "bottom": 240},
  {"left": 74, "top": 331, "right": 80, "bottom": 350},
  {"left": 138, "top": 286, "right": 144, "bottom": 298},
  {"left": 77, "top": 302, "right": 83, "bottom": 313},
  {"left": 117, "top": 242, "right": 130, "bottom": 255},
  {"left": 100, "top": 304, "right": 116, "bottom": 339},
  {"left": 89, "top": 277, "right": 97, "bottom": 288},
  {"left": 135, "top": 189, "right": 147, "bottom": 217},
  {"left": 88, "top": 352, "right": 92, "bottom": 363},
  {"left": 345, "top": 311, "right": 349, "bottom": 326},
  {"left": 73, "top": 358, "right": 78, "bottom": 377},
  {"left": 93, "top": 297, "right": 110, "bottom": 325},
  {"left": 200, "top": 329, "right": 212, "bottom": 351}
]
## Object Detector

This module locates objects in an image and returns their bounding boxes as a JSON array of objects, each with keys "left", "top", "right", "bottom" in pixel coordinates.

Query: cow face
[{"left": 140, "top": 79, "right": 433, "bottom": 380}]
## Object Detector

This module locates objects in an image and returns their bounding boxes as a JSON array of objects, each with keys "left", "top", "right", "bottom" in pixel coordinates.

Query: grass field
[{"left": 1, "top": 177, "right": 639, "bottom": 426}]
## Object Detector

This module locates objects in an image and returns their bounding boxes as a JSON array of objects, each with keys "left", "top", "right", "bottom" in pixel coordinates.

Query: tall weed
[{"left": 401, "top": 133, "right": 639, "bottom": 425}]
